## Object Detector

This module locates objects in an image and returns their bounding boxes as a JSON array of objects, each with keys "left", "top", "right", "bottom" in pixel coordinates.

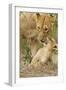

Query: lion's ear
[
  {"left": 49, "top": 14, "right": 57, "bottom": 24},
  {"left": 36, "top": 13, "right": 40, "bottom": 18}
]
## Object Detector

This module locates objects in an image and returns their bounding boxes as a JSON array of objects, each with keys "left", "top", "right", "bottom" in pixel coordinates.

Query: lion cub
[{"left": 30, "top": 37, "right": 57, "bottom": 67}]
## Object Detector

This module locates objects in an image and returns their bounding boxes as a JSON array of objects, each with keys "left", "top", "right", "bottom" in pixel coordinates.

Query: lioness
[{"left": 20, "top": 12, "right": 56, "bottom": 57}]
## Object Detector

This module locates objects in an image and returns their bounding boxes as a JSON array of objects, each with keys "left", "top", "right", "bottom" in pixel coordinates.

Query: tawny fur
[
  {"left": 20, "top": 12, "right": 56, "bottom": 57},
  {"left": 30, "top": 38, "right": 57, "bottom": 67}
]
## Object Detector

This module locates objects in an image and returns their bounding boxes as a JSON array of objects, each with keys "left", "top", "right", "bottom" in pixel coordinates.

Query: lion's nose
[
  {"left": 53, "top": 44, "right": 58, "bottom": 51},
  {"left": 53, "top": 44, "right": 57, "bottom": 49}
]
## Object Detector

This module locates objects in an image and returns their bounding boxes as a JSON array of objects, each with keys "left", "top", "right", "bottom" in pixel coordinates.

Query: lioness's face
[
  {"left": 35, "top": 13, "right": 56, "bottom": 43},
  {"left": 36, "top": 13, "right": 51, "bottom": 32}
]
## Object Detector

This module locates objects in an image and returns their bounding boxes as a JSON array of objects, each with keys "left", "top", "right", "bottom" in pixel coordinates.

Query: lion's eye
[
  {"left": 37, "top": 26, "right": 40, "bottom": 29},
  {"left": 43, "top": 27, "right": 48, "bottom": 32},
  {"left": 37, "top": 26, "right": 41, "bottom": 31},
  {"left": 44, "top": 27, "right": 48, "bottom": 31}
]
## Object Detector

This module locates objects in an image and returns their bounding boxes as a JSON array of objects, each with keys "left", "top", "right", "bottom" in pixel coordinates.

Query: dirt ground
[{"left": 20, "top": 60, "right": 58, "bottom": 77}]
